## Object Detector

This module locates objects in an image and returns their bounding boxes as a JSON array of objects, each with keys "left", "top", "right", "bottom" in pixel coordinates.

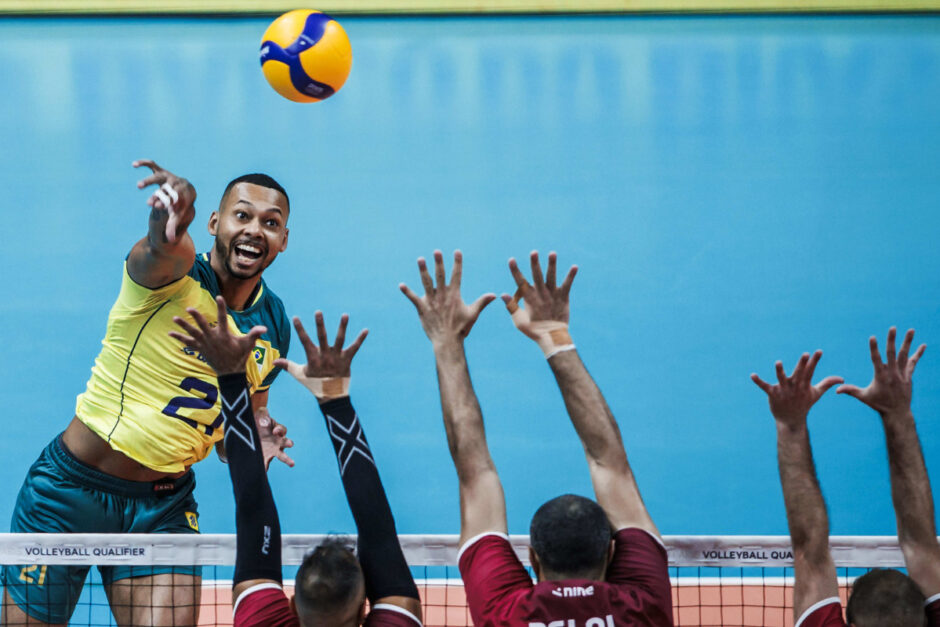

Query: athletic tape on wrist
[
  {"left": 306, "top": 376, "right": 350, "bottom": 400},
  {"left": 510, "top": 308, "right": 575, "bottom": 359}
]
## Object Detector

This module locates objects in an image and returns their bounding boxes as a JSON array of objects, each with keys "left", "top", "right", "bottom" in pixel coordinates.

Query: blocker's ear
[
  {"left": 529, "top": 547, "right": 543, "bottom": 582},
  {"left": 208, "top": 211, "right": 219, "bottom": 236}
]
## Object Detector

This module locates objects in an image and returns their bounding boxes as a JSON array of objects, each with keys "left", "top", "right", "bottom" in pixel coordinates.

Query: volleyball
[{"left": 259, "top": 10, "right": 352, "bottom": 103}]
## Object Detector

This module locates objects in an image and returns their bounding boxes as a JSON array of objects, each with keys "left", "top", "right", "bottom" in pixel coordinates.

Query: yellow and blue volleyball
[{"left": 259, "top": 10, "right": 352, "bottom": 103}]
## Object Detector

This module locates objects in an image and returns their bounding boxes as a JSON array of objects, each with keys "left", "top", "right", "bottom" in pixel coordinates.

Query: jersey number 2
[{"left": 162, "top": 377, "right": 224, "bottom": 435}]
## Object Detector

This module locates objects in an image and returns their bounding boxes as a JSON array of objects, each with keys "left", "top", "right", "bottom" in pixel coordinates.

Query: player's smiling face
[{"left": 209, "top": 182, "right": 289, "bottom": 280}]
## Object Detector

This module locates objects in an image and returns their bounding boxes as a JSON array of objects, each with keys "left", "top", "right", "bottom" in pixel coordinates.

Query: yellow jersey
[{"left": 75, "top": 253, "right": 290, "bottom": 473}]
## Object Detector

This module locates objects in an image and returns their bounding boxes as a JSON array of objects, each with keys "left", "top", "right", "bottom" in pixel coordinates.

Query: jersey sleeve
[
  {"left": 926, "top": 594, "right": 940, "bottom": 627},
  {"left": 458, "top": 533, "right": 532, "bottom": 626},
  {"left": 364, "top": 604, "right": 423, "bottom": 626},
  {"left": 605, "top": 528, "right": 672, "bottom": 617},
  {"left": 233, "top": 584, "right": 299, "bottom": 627},
  {"left": 115, "top": 261, "right": 189, "bottom": 313},
  {"left": 794, "top": 598, "right": 846, "bottom": 627}
]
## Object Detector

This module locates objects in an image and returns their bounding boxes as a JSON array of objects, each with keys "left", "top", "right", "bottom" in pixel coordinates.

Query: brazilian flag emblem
[
  {"left": 185, "top": 512, "right": 199, "bottom": 532},
  {"left": 253, "top": 346, "right": 266, "bottom": 370}
]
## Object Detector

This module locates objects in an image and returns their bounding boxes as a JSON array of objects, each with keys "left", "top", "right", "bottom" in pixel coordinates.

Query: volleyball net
[{"left": 0, "top": 533, "right": 905, "bottom": 626}]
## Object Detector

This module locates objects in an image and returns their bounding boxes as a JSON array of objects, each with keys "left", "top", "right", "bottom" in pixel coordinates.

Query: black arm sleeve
[
  {"left": 319, "top": 396, "right": 419, "bottom": 603},
  {"left": 218, "top": 373, "right": 283, "bottom": 585}
]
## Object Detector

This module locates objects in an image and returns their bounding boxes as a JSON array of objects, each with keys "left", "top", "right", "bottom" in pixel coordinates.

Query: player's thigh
[
  {"left": 2, "top": 588, "right": 67, "bottom": 627},
  {"left": 104, "top": 572, "right": 202, "bottom": 627},
  {"left": 5, "top": 438, "right": 106, "bottom": 624}
]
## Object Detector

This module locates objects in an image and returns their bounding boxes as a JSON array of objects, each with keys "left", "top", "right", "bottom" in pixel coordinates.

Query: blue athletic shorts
[{"left": 2, "top": 435, "right": 202, "bottom": 624}]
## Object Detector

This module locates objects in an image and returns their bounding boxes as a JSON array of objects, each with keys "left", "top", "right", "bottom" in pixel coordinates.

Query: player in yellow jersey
[{"left": 2, "top": 160, "right": 294, "bottom": 627}]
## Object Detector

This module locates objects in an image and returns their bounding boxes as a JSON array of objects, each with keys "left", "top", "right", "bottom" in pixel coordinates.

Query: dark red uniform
[
  {"left": 795, "top": 594, "right": 940, "bottom": 627},
  {"left": 458, "top": 527, "right": 673, "bottom": 627},
  {"left": 233, "top": 584, "right": 423, "bottom": 627}
]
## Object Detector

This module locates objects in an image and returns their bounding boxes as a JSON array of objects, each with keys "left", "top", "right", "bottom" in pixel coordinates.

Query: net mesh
[{"left": 0, "top": 533, "right": 900, "bottom": 626}]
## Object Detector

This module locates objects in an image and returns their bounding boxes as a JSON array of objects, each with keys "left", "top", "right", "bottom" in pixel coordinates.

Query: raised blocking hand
[
  {"left": 274, "top": 312, "right": 368, "bottom": 401},
  {"left": 501, "top": 251, "right": 577, "bottom": 357},
  {"left": 170, "top": 295, "right": 294, "bottom": 469},
  {"left": 400, "top": 250, "right": 496, "bottom": 347},
  {"left": 837, "top": 327, "right": 925, "bottom": 418},
  {"left": 751, "top": 351, "right": 843, "bottom": 427},
  {"left": 134, "top": 159, "right": 196, "bottom": 244}
]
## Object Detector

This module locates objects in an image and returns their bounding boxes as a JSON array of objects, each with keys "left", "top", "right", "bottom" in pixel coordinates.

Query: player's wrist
[{"left": 308, "top": 376, "right": 351, "bottom": 402}]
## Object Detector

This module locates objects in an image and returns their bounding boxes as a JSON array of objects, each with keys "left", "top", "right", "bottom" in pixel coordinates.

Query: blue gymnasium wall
[{"left": 0, "top": 15, "right": 938, "bottom": 537}]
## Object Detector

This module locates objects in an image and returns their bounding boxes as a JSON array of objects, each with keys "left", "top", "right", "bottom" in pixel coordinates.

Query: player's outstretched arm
[
  {"left": 751, "top": 352, "right": 843, "bottom": 621},
  {"left": 127, "top": 159, "right": 197, "bottom": 288},
  {"left": 274, "top": 314, "right": 422, "bottom": 618},
  {"left": 169, "top": 297, "right": 283, "bottom": 605},
  {"left": 400, "top": 250, "right": 504, "bottom": 547},
  {"left": 837, "top": 328, "right": 940, "bottom": 597},
  {"left": 502, "top": 251, "right": 657, "bottom": 536}
]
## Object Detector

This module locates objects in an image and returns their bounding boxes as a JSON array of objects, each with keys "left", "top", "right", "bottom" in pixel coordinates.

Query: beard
[{"left": 214, "top": 237, "right": 267, "bottom": 280}]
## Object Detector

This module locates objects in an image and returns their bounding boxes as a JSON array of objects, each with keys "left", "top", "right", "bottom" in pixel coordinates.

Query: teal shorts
[{"left": 2, "top": 435, "right": 202, "bottom": 624}]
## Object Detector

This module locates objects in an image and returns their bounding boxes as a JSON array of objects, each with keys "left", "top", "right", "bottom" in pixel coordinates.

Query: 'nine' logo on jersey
[{"left": 551, "top": 585, "right": 595, "bottom": 598}]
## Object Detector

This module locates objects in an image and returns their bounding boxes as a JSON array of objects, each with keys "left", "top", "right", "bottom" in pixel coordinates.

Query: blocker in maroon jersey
[{"left": 459, "top": 529, "right": 673, "bottom": 627}]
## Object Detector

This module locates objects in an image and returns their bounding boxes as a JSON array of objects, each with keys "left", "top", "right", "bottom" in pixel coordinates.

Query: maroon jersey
[
  {"left": 796, "top": 595, "right": 940, "bottom": 627},
  {"left": 233, "top": 583, "right": 423, "bottom": 627},
  {"left": 458, "top": 527, "right": 673, "bottom": 627}
]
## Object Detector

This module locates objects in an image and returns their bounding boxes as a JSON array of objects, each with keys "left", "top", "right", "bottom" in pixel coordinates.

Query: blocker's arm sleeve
[
  {"left": 319, "top": 396, "right": 419, "bottom": 603},
  {"left": 219, "top": 373, "right": 283, "bottom": 585}
]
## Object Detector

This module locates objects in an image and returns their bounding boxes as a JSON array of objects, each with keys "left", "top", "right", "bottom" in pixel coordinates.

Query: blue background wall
[{"left": 0, "top": 15, "right": 938, "bottom": 538}]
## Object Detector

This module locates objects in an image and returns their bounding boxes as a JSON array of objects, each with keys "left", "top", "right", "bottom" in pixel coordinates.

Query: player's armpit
[{"left": 457, "top": 467, "right": 508, "bottom": 547}]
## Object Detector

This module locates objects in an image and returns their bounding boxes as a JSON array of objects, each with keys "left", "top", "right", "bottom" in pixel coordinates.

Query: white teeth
[{"left": 236, "top": 244, "right": 261, "bottom": 255}]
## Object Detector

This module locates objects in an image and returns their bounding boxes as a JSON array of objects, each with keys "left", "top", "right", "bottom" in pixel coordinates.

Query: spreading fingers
[
  {"left": 433, "top": 250, "right": 447, "bottom": 288},
  {"left": 449, "top": 250, "right": 463, "bottom": 288},
  {"left": 774, "top": 360, "right": 788, "bottom": 385},
  {"left": 345, "top": 328, "right": 369, "bottom": 358},
  {"left": 399, "top": 283, "right": 423, "bottom": 310},
  {"left": 508, "top": 258, "right": 529, "bottom": 289},
  {"left": 909, "top": 343, "right": 926, "bottom": 373},
  {"left": 293, "top": 316, "right": 318, "bottom": 360},
  {"left": 559, "top": 264, "right": 578, "bottom": 295},
  {"left": 869, "top": 335, "right": 883, "bottom": 368},
  {"left": 530, "top": 251, "right": 545, "bottom": 289},
  {"left": 334, "top": 314, "right": 349, "bottom": 349},
  {"left": 545, "top": 252, "right": 558, "bottom": 289},
  {"left": 314, "top": 311, "right": 330, "bottom": 348},
  {"left": 417, "top": 257, "right": 434, "bottom": 294},
  {"left": 886, "top": 326, "right": 898, "bottom": 367},
  {"left": 750, "top": 373, "right": 772, "bottom": 394}
]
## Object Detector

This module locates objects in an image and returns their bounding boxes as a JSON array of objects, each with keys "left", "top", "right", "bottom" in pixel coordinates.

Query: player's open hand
[
  {"left": 751, "top": 351, "right": 843, "bottom": 427},
  {"left": 400, "top": 250, "right": 496, "bottom": 347},
  {"left": 837, "top": 327, "right": 925, "bottom": 418},
  {"left": 134, "top": 159, "right": 196, "bottom": 244},
  {"left": 274, "top": 312, "right": 368, "bottom": 401},
  {"left": 255, "top": 407, "right": 295, "bottom": 470},
  {"left": 169, "top": 295, "right": 266, "bottom": 375},
  {"left": 501, "top": 251, "right": 576, "bottom": 331}
]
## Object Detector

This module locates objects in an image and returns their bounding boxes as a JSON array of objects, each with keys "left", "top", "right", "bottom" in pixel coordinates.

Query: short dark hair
[
  {"left": 294, "top": 537, "right": 365, "bottom": 621},
  {"left": 220, "top": 173, "right": 289, "bottom": 210},
  {"left": 530, "top": 494, "right": 612, "bottom": 579},
  {"left": 846, "top": 568, "right": 926, "bottom": 627}
]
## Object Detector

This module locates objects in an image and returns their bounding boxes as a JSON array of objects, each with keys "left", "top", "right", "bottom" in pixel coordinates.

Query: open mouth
[{"left": 233, "top": 242, "right": 264, "bottom": 264}]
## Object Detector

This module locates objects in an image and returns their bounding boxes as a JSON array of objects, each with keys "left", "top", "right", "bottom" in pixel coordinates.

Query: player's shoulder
[
  {"left": 188, "top": 253, "right": 220, "bottom": 293},
  {"left": 364, "top": 603, "right": 423, "bottom": 627},
  {"left": 926, "top": 593, "right": 940, "bottom": 627},
  {"left": 233, "top": 583, "right": 299, "bottom": 627},
  {"left": 794, "top": 598, "right": 846, "bottom": 627}
]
